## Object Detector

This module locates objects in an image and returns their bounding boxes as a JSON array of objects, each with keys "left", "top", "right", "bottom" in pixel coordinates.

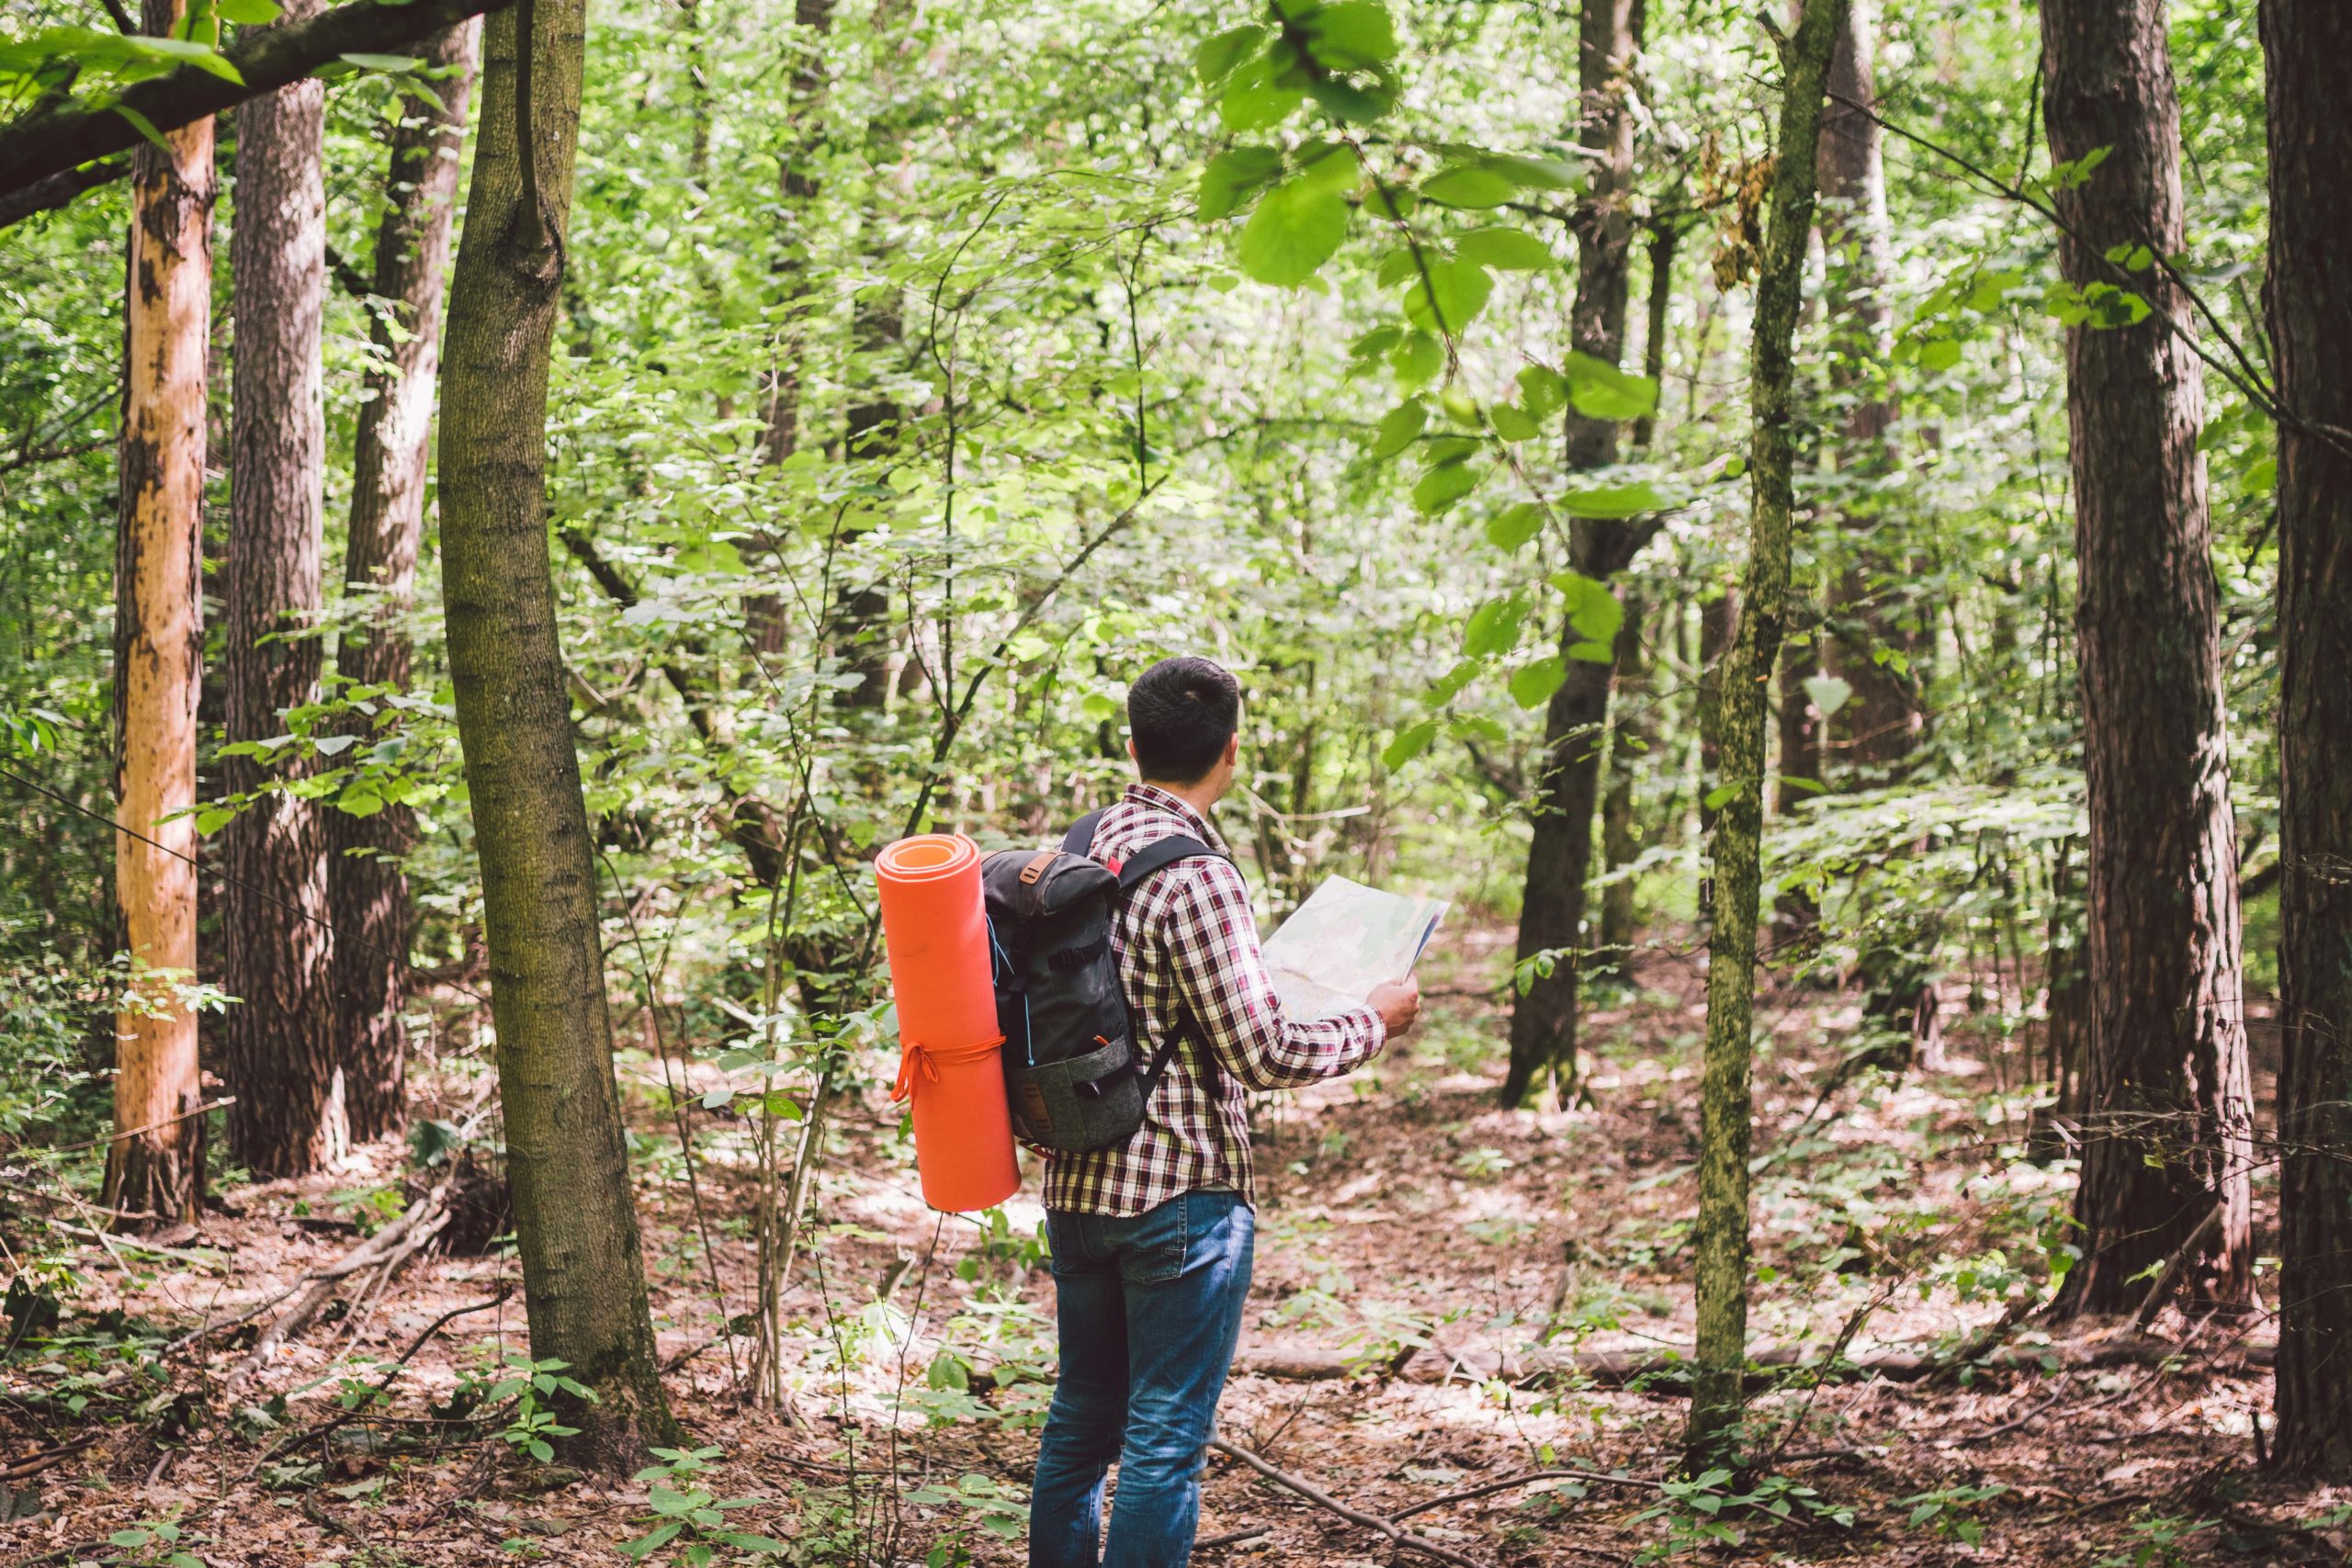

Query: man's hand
[{"left": 1368, "top": 977, "right": 1421, "bottom": 1039}]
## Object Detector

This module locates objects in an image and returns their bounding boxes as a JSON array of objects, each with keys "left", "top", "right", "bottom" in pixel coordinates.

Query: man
[{"left": 1029, "top": 655, "right": 1421, "bottom": 1568}]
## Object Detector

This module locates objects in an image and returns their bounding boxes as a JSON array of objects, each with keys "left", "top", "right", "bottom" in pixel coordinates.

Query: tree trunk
[
  {"left": 1600, "top": 230, "right": 1681, "bottom": 957},
  {"left": 1499, "top": 0, "right": 1646, "bottom": 1109},
  {"left": 2040, "top": 0, "right": 2252, "bottom": 1318},
  {"left": 223, "top": 0, "right": 343, "bottom": 1179},
  {"left": 2259, "top": 0, "right": 2352, "bottom": 1480},
  {"left": 1815, "top": 0, "right": 1919, "bottom": 773},
  {"left": 1599, "top": 593, "right": 1647, "bottom": 959},
  {"left": 437, "top": 0, "right": 678, "bottom": 1467},
  {"left": 1686, "top": 0, "right": 1846, "bottom": 1467},
  {"left": 744, "top": 0, "right": 834, "bottom": 656},
  {"left": 106, "top": 0, "right": 216, "bottom": 1224},
  {"left": 333, "top": 19, "right": 480, "bottom": 1145},
  {"left": 1775, "top": 635, "right": 1820, "bottom": 815}
]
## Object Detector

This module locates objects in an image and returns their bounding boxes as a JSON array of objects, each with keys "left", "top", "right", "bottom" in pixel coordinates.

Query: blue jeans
[{"left": 1029, "top": 1190, "right": 1255, "bottom": 1568}]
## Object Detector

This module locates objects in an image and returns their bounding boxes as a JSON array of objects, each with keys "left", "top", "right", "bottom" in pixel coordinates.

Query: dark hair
[{"left": 1127, "top": 657, "right": 1241, "bottom": 784}]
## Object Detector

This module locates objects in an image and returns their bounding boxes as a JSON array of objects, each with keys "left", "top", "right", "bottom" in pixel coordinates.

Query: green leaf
[
  {"left": 1561, "top": 351, "right": 1658, "bottom": 421},
  {"left": 1194, "top": 24, "right": 1265, "bottom": 84},
  {"left": 1702, "top": 782, "right": 1742, "bottom": 811},
  {"left": 1489, "top": 403, "right": 1540, "bottom": 442},
  {"left": 111, "top": 1532, "right": 153, "bottom": 1550},
  {"left": 1802, "top": 674, "right": 1852, "bottom": 716},
  {"left": 1220, "top": 70, "right": 1304, "bottom": 133},
  {"left": 1303, "top": 1, "right": 1397, "bottom": 69},
  {"left": 1369, "top": 399, "right": 1427, "bottom": 460},
  {"left": 1402, "top": 256, "right": 1492, "bottom": 333},
  {"left": 1419, "top": 164, "right": 1517, "bottom": 209},
  {"left": 1517, "top": 364, "right": 1568, "bottom": 419},
  {"left": 1486, "top": 502, "right": 1544, "bottom": 550},
  {"left": 1455, "top": 227, "right": 1555, "bottom": 270},
  {"left": 622, "top": 1522, "right": 684, "bottom": 1560},
  {"left": 1411, "top": 459, "right": 1483, "bottom": 514},
  {"left": 1508, "top": 656, "right": 1566, "bottom": 709},
  {"left": 1917, "top": 337, "right": 1962, "bottom": 372},
  {"left": 1566, "top": 639, "right": 1612, "bottom": 661},
  {"left": 1556, "top": 481, "right": 1661, "bottom": 518},
  {"left": 1237, "top": 176, "right": 1349, "bottom": 287},
  {"left": 1382, "top": 719, "right": 1439, "bottom": 770},
  {"left": 1547, "top": 570, "right": 1624, "bottom": 646},
  {"left": 339, "top": 51, "right": 421, "bottom": 71},
  {"left": 1462, "top": 596, "right": 1525, "bottom": 658},
  {"left": 1390, "top": 331, "right": 1443, "bottom": 385},
  {"left": 215, "top": 0, "right": 280, "bottom": 19},
  {"left": 1481, "top": 152, "right": 1580, "bottom": 190},
  {"left": 1197, "top": 145, "right": 1282, "bottom": 221}
]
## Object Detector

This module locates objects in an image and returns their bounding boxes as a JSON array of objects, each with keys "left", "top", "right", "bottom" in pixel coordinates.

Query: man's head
[{"left": 1126, "top": 656, "right": 1241, "bottom": 800}]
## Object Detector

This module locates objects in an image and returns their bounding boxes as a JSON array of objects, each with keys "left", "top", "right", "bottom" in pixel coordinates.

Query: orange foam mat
[{"left": 875, "top": 833, "right": 1019, "bottom": 1213}]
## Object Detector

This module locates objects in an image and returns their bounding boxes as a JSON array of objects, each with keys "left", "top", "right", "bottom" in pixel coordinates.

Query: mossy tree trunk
[
  {"left": 2040, "top": 0, "right": 2252, "bottom": 1319},
  {"left": 436, "top": 0, "right": 678, "bottom": 1468},
  {"left": 2259, "top": 0, "right": 2352, "bottom": 1481},
  {"left": 334, "top": 18, "right": 480, "bottom": 1145},
  {"left": 1686, "top": 0, "right": 1847, "bottom": 1468},
  {"left": 105, "top": 0, "right": 214, "bottom": 1224}
]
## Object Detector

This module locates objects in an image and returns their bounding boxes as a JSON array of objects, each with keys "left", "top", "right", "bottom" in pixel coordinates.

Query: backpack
[{"left": 981, "top": 808, "right": 1226, "bottom": 1155}]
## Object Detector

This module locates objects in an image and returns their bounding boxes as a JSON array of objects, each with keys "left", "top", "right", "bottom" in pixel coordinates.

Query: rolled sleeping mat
[{"left": 875, "top": 833, "right": 1020, "bottom": 1213}]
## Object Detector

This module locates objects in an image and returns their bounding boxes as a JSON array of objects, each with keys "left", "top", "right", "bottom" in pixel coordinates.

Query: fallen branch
[
  {"left": 1391, "top": 1466, "right": 1662, "bottom": 1522},
  {"left": 232, "top": 1181, "right": 453, "bottom": 1386},
  {"left": 1230, "top": 1334, "right": 2274, "bottom": 1391},
  {"left": 251, "top": 1290, "right": 511, "bottom": 1472},
  {"left": 1209, "top": 1439, "right": 1485, "bottom": 1568}
]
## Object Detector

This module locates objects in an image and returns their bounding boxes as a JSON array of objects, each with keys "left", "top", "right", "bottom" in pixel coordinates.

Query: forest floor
[{"left": 4, "top": 924, "right": 2346, "bottom": 1567}]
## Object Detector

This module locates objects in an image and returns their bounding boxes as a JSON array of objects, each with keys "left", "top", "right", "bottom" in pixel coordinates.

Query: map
[{"left": 1260, "top": 875, "right": 1449, "bottom": 1021}]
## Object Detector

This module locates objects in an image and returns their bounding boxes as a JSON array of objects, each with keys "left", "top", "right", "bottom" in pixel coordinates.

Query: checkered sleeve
[{"left": 1163, "top": 858, "right": 1386, "bottom": 1090}]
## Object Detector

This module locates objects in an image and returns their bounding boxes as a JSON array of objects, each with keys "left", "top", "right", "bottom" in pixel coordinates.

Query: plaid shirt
[{"left": 1040, "top": 784, "right": 1386, "bottom": 1216}]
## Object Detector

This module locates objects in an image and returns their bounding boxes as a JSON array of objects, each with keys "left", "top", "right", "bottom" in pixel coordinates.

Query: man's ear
[
  {"left": 1125, "top": 739, "right": 1137, "bottom": 765},
  {"left": 1224, "top": 734, "right": 1239, "bottom": 766}
]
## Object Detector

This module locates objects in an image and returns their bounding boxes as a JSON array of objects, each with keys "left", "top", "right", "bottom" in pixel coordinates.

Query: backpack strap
[{"left": 1061, "top": 810, "right": 1229, "bottom": 1108}]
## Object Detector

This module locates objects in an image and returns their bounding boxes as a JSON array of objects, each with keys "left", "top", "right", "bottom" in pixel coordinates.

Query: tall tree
[
  {"left": 1815, "top": 0, "right": 1917, "bottom": 773},
  {"left": 224, "top": 0, "right": 343, "bottom": 1179},
  {"left": 1500, "top": 0, "right": 1649, "bottom": 1107},
  {"left": 1686, "top": 0, "right": 1846, "bottom": 1465},
  {"left": 2259, "top": 0, "right": 2352, "bottom": 1480},
  {"left": 106, "top": 0, "right": 215, "bottom": 1223},
  {"left": 2040, "top": 0, "right": 2252, "bottom": 1316},
  {"left": 334, "top": 19, "right": 481, "bottom": 1145},
  {"left": 1600, "top": 228, "right": 1680, "bottom": 958},
  {"left": 437, "top": 0, "right": 678, "bottom": 1466}
]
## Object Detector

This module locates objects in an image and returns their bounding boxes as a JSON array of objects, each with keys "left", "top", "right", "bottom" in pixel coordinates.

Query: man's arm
[{"left": 1164, "top": 860, "right": 1406, "bottom": 1091}]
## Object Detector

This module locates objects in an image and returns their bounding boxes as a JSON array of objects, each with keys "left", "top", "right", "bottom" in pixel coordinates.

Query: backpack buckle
[{"left": 1017, "top": 851, "right": 1056, "bottom": 886}]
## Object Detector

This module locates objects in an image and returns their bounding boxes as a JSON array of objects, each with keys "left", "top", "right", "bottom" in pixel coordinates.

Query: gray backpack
[{"left": 982, "top": 810, "right": 1225, "bottom": 1154}]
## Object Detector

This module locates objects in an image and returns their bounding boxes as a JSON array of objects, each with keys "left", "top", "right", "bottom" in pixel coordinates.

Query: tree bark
[
  {"left": 1686, "top": 0, "right": 1846, "bottom": 1467},
  {"left": 2040, "top": 0, "right": 2252, "bottom": 1318},
  {"left": 2258, "top": 0, "right": 2352, "bottom": 1481},
  {"left": 104, "top": 0, "right": 214, "bottom": 1224},
  {"left": 437, "top": 0, "right": 678, "bottom": 1467},
  {"left": 1499, "top": 0, "right": 1647, "bottom": 1109},
  {"left": 334, "top": 19, "right": 481, "bottom": 1145},
  {"left": 1815, "top": 0, "right": 1919, "bottom": 773},
  {"left": 223, "top": 0, "right": 342, "bottom": 1179}
]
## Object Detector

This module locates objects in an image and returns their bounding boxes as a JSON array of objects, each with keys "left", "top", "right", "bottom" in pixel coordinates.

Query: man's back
[{"left": 1040, "top": 782, "right": 1386, "bottom": 1216}]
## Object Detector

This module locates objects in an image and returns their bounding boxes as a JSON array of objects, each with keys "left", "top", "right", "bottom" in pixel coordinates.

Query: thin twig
[{"left": 1209, "top": 1439, "right": 1487, "bottom": 1568}]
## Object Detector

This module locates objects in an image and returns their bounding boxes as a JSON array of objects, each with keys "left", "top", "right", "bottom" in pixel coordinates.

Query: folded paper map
[{"left": 1261, "top": 875, "right": 1449, "bottom": 1021}]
